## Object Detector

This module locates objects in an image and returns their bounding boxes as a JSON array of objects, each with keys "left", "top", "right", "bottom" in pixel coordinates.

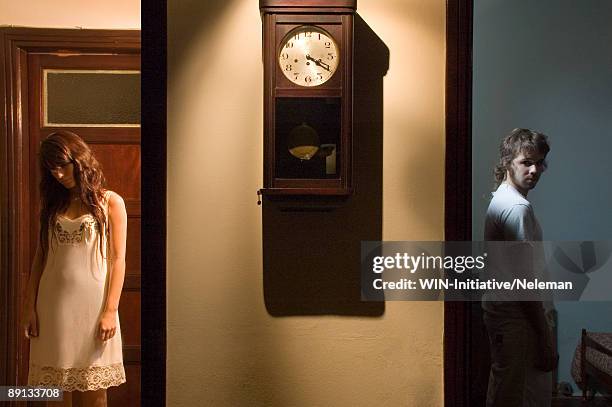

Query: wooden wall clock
[{"left": 259, "top": 0, "right": 356, "bottom": 197}]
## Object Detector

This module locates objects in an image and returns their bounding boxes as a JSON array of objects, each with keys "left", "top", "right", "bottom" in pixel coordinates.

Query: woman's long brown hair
[{"left": 39, "top": 131, "right": 108, "bottom": 261}]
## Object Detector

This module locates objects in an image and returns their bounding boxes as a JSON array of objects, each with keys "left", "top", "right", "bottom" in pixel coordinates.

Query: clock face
[{"left": 278, "top": 26, "right": 340, "bottom": 87}]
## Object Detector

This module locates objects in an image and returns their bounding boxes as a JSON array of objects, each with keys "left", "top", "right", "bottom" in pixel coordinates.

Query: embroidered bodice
[{"left": 54, "top": 214, "right": 99, "bottom": 245}]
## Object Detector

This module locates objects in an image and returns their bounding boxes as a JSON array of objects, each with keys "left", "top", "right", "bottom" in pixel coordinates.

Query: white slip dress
[{"left": 28, "top": 192, "right": 126, "bottom": 391}]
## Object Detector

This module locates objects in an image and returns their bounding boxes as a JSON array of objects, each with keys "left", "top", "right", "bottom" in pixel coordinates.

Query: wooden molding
[
  {"left": 444, "top": 0, "right": 473, "bottom": 406},
  {"left": 260, "top": 0, "right": 357, "bottom": 12},
  {"left": 141, "top": 0, "right": 167, "bottom": 404}
]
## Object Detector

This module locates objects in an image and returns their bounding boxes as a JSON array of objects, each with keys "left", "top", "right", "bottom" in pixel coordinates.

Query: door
[{"left": 22, "top": 49, "right": 140, "bottom": 405}]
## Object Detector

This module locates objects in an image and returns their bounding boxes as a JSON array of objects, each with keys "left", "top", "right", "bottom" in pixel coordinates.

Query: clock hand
[
  {"left": 316, "top": 59, "right": 331, "bottom": 71},
  {"left": 311, "top": 56, "right": 331, "bottom": 71},
  {"left": 305, "top": 54, "right": 331, "bottom": 71}
]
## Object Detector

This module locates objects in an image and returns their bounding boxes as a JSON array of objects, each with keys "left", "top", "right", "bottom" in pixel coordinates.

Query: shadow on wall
[
  {"left": 263, "top": 15, "right": 390, "bottom": 316},
  {"left": 167, "top": 0, "right": 234, "bottom": 68}
]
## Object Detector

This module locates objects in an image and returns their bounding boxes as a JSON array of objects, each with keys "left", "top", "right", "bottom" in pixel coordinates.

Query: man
[{"left": 482, "top": 128, "right": 558, "bottom": 407}]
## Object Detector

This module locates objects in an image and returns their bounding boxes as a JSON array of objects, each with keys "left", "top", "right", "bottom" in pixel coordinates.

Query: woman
[{"left": 21, "top": 131, "right": 127, "bottom": 406}]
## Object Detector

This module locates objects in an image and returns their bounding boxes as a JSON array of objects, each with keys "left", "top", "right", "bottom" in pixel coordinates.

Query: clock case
[{"left": 259, "top": 0, "right": 356, "bottom": 197}]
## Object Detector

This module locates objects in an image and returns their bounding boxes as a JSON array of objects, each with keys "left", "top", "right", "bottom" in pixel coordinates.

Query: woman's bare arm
[
  {"left": 98, "top": 191, "right": 127, "bottom": 341},
  {"left": 22, "top": 241, "right": 45, "bottom": 338}
]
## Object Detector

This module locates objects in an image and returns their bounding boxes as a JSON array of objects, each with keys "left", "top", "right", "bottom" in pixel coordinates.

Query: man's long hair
[
  {"left": 39, "top": 130, "right": 108, "bottom": 261},
  {"left": 494, "top": 128, "right": 550, "bottom": 186}
]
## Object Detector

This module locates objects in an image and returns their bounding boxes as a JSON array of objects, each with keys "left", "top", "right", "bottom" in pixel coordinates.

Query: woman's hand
[
  {"left": 98, "top": 311, "right": 118, "bottom": 341},
  {"left": 21, "top": 306, "right": 39, "bottom": 339}
]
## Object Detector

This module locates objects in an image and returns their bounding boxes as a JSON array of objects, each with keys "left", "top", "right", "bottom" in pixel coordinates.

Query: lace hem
[{"left": 28, "top": 363, "right": 126, "bottom": 392}]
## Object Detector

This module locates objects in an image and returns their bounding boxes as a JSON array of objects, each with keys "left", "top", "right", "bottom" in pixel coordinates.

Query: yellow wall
[
  {"left": 168, "top": 0, "right": 446, "bottom": 405},
  {"left": 0, "top": 0, "right": 140, "bottom": 28}
]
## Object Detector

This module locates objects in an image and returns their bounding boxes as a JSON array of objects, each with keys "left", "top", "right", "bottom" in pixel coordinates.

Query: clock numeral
[
  {"left": 318, "top": 33, "right": 321, "bottom": 40},
  {"left": 293, "top": 72, "right": 300, "bottom": 80},
  {"left": 316, "top": 73, "right": 323, "bottom": 81},
  {"left": 280, "top": 52, "right": 289, "bottom": 60},
  {"left": 327, "top": 53, "right": 335, "bottom": 60},
  {"left": 286, "top": 42, "right": 294, "bottom": 48},
  {"left": 305, "top": 31, "right": 312, "bottom": 38},
  {"left": 284, "top": 64, "right": 292, "bottom": 71},
  {"left": 324, "top": 41, "right": 331, "bottom": 48},
  {"left": 293, "top": 34, "right": 300, "bottom": 41},
  {"left": 304, "top": 75, "right": 313, "bottom": 84}
]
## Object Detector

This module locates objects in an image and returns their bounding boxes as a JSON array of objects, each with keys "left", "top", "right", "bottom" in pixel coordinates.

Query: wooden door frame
[
  {"left": 141, "top": 0, "right": 167, "bottom": 404},
  {"left": 444, "top": 0, "right": 474, "bottom": 406},
  {"left": 0, "top": 27, "right": 142, "bottom": 391}
]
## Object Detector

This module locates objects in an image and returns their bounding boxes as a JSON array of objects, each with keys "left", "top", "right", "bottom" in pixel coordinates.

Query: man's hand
[
  {"left": 22, "top": 306, "right": 39, "bottom": 339},
  {"left": 98, "top": 311, "right": 117, "bottom": 341},
  {"left": 534, "top": 328, "right": 558, "bottom": 372},
  {"left": 520, "top": 301, "right": 558, "bottom": 371}
]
